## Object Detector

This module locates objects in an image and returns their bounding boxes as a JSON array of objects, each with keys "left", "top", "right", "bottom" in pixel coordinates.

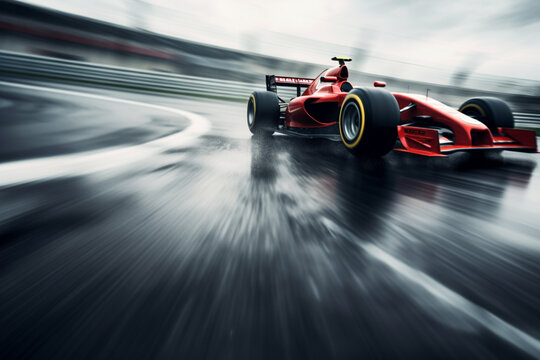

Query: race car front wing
[{"left": 395, "top": 126, "right": 538, "bottom": 157}]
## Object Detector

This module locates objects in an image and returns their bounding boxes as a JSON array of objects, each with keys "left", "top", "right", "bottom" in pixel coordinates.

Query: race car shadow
[
  {"left": 249, "top": 134, "right": 396, "bottom": 236},
  {"left": 249, "top": 134, "right": 536, "bottom": 230}
]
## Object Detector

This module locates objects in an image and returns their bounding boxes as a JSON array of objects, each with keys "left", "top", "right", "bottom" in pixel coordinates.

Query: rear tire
[
  {"left": 338, "top": 88, "right": 400, "bottom": 157},
  {"left": 247, "top": 91, "right": 279, "bottom": 136},
  {"left": 458, "top": 97, "right": 514, "bottom": 133}
]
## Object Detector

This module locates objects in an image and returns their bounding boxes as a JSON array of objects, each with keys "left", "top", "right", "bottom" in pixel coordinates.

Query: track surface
[{"left": 1, "top": 80, "right": 540, "bottom": 359}]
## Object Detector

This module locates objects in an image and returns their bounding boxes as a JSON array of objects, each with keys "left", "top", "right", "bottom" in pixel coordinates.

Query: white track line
[
  {"left": 0, "top": 81, "right": 210, "bottom": 188},
  {"left": 363, "top": 244, "right": 540, "bottom": 358},
  {"left": 321, "top": 218, "right": 540, "bottom": 358}
]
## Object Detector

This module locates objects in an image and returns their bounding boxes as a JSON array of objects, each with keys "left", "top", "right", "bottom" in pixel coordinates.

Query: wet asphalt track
[{"left": 1, "top": 80, "right": 540, "bottom": 359}]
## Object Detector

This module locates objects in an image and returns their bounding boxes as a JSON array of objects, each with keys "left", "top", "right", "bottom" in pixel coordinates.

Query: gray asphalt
[{"left": 1, "top": 80, "right": 540, "bottom": 360}]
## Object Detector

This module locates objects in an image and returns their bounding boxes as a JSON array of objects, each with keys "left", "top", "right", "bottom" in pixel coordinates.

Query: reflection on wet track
[{"left": 1, "top": 80, "right": 540, "bottom": 359}]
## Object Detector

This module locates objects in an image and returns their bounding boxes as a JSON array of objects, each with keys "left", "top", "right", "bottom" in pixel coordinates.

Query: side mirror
[
  {"left": 374, "top": 81, "right": 386, "bottom": 88},
  {"left": 321, "top": 76, "right": 338, "bottom": 82}
]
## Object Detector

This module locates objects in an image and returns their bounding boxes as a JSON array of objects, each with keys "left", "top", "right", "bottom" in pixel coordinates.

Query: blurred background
[{"left": 2, "top": 0, "right": 540, "bottom": 97}]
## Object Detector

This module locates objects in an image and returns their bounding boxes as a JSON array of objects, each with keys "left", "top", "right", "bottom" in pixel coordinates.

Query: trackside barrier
[
  {"left": 0, "top": 50, "right": 265, "bottom": 100},
  {"left": 0, "top": 50, "right": 538, "bottom": 126}
]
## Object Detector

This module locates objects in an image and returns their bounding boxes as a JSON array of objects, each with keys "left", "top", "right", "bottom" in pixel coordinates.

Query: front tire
[
  {"left": 458, "top": 97, "right": 514, "bottom": 133},
  {"left": 338, "top": 88, "right": 400, "bottom": 157},
  {"left": 247, "top": 91, "right": 279, "bottom": 136}
]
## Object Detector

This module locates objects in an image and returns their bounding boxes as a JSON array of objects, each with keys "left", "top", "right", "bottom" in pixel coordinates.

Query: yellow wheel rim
[
  {"left": 339, "top": 94, "right": 365, "bottom": 149},
  {"left": 459, "top": 103, "right": 486, "bottom": 117},
  {"left": 248, "top": 94, "right": 256, "bottom": 129}
]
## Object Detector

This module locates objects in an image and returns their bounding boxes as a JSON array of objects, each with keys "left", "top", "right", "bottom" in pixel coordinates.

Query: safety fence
[{"left": 0, "top": 50, "right": 538, "bottom": 127}]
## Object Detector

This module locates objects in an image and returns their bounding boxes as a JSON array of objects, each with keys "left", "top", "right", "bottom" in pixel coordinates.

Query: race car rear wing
[{"left": 266, "top": 75, "right": 314, "bottom": 97}]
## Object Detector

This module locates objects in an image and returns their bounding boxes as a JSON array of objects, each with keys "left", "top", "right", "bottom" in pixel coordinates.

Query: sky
[{"left": 20, "top": 0, "right": 540, "bottom": 84}]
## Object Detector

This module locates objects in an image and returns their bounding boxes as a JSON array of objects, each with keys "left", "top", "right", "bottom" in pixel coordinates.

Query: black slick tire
[
  {"left": 338, "top": 88, "right": 400, "bottom": 157},
  {"left": 458, "top": 97, "right": 514, "bottom": 133},
  {"left": 247, "top": 91, "right": 279, "bottom": 136}
]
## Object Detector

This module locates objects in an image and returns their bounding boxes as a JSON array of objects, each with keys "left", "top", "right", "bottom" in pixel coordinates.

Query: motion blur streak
[
  {"left": 1, "top": 79, "right": 540, "bottom": 359},
  {"left": 362, "top": 243, "right": 540, "bottom": 357},
  {"left": 0, "top": 81, "right": 210, "bottom": 188},
  {"left": 322, "top": 217, "right": 540, "bottom": 358}
]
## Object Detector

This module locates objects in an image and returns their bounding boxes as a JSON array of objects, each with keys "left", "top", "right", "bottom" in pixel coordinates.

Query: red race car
[{"left": 246, "top": 57, "right": 538, "bottom": 157}]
